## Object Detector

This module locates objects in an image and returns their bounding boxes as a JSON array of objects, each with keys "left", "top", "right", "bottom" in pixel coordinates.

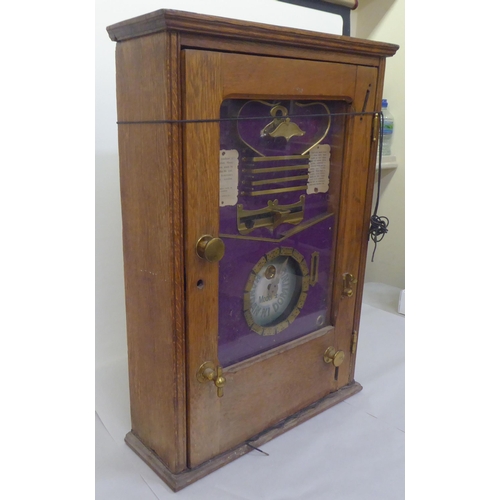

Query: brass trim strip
[
  {"left": 242, "top": 154, "right": 310, "bottom": 162},
  {"left": 220, "top": 212, "right": 334, "bottom": 242},
  {"left": 282, "top": 212, "right": 332, "bottom": 239},
  {"left": 241, "top": 186, "right": 307, "bottom": 197},
  {"left": 246, "top": 175, "right": 309, "bottom": 187},
  {"left": 242, "top": 247, "right": 309, "bottom": 337},
  {"left": 237, "top": 196, "right": 305, "bottom": 235},
  {"left": 237, "top": 100, "right": 274, "bottom": 157},
  {"left": 242, "top": 165, "right": 309, "bottom": 174},
  {"left": 295, "top": 101, "right": 332, "bottom": 155}
]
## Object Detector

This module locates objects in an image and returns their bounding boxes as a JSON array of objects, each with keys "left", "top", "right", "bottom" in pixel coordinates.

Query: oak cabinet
[{"left": 107, "top": 9, "right": 398, "bottom": 491}]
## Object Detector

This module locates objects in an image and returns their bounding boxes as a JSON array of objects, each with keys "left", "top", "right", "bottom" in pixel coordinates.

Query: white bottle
[{"left": 381, "top": 99, "right": 394, "bottom": 156}]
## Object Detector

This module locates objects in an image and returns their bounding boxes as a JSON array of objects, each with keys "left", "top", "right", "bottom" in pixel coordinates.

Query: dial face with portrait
[{"left": 243, "top": 247, "right": 309, "bottom": 336}]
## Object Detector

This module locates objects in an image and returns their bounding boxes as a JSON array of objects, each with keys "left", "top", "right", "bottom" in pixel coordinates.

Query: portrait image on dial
[{"left": 243, "top": 247, "right": 310, "bottom": 336}]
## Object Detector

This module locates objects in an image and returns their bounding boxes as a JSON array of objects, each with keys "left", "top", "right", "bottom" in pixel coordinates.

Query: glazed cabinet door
[{"left": 183, "top": 49, "right": 378, "bottom": 467}]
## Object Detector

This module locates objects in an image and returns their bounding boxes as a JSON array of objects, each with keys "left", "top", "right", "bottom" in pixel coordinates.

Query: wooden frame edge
[
  {"left": 106, "top": 9, "right": 398, "bottom": 58},
  {"left": 125, "top": 381, "right": 362, "bottom": 492}
]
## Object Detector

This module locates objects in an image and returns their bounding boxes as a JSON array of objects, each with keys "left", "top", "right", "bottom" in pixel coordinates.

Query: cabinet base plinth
[{"left": 125, "top": 381, "right": 362, "bottom": 491}]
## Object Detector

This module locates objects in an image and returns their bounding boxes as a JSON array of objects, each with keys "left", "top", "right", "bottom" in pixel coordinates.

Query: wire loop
[{"left": 369, "top": 111, "right": 390, "bottom": 262}]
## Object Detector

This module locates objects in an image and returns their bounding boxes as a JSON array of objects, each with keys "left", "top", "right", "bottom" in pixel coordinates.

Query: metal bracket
[
  {"left": 351, "top": 330, "right": 358, "bottom": 354},
  {"left": 342, "top": 272, "right": 358, "bottom": 298},
  {"left": 197, "top": 361, "right": 226, "bottom": 397}
]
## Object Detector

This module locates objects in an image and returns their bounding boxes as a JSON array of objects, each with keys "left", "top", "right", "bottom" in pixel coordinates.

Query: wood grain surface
[
  {"left": 106, "top": 8, "right": 398, "bottom": 58},
  {"left": 115, "top": 31, "right": 186, "bottom": 473}
]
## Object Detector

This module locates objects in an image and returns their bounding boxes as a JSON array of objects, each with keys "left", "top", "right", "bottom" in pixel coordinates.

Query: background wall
[{"left": 352, "top": 0, "right": 405, "bottom": 289}]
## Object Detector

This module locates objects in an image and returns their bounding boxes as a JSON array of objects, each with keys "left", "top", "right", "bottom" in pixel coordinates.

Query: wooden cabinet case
[{"left": 107, "top": 9, "right": 398, "bottom": 491}]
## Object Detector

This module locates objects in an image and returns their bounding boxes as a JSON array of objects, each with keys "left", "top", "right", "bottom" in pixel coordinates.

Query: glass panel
[{"left": 218, "top": 99, "right": 346, "bottom": 366}]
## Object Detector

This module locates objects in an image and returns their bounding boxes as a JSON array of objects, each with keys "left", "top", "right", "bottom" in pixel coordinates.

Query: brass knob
[
  {"left": 196, "top": 235, "right": 225, "bottom": 262},
  {"left": 324, "top": 347, "right": 345, "bottom": 367},
  {"left": 214, "top": 371, "right": 226, "bottom": 393},
  {"left": 197, "top": 361, "right": 226, "bottom": 397}
]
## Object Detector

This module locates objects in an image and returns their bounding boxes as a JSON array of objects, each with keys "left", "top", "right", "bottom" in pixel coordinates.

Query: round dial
[{"left": 243, "top": 247, "right": 309, "bottom": 336}]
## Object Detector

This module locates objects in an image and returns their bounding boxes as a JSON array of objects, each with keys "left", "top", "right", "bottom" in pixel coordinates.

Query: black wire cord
[
  {"left": 116, "top": 110, "right": 378, "bottom": 125},
  {"left": 368, "top": 112, "right": 389, "bottom": 262},
  {"left": 119, "top": 109, "right": 390, "bottom": 260}
]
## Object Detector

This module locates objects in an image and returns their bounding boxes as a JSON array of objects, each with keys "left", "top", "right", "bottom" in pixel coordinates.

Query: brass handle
[
  {"left": 196, "top": 235, "right": 225, "bottom": 263},
  {"left": 342, "top": 273, "right": 358, "bottom": 298},
  {"left": 323, "top": 347, "right": 345, "bottom": 367},
  {"left": 197, "top": 361, "right": 226, "bottom": 397}
]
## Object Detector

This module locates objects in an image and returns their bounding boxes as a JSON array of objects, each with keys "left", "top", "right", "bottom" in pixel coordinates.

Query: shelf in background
[{"left": 380, "top": 155, "right": 397, "bottom": 170}]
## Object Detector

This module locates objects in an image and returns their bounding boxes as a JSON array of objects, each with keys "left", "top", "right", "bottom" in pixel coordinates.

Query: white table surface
[{"left": 96, "top": 282, "right": 404, "bottom": 499}]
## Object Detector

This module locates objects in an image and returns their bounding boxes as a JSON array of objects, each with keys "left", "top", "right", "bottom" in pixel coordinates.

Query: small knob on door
[
  {"left": 342, "top": 273, "right": 358, "bottom": 298},
  {"left": 196, "top": 235, "right": 225, "bottom": 262},
  {"left": 197, "top": 361, "right": 226, "bottom": 397},
  {"left": 323, "top": 347, "right": 345, "bottom": 367}
]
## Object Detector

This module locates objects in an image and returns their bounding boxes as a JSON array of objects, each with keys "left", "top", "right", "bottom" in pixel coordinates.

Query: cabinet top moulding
[{"left": 106, "top": 9, "right": 398, "bottom": 58}]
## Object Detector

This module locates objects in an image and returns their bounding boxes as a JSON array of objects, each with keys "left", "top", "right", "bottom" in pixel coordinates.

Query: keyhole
[{"left": 334, "top": 366, "right": 339, "bottom": 381}]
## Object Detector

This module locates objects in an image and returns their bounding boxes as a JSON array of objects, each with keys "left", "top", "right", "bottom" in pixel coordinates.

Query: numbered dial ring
[{"left": 243, "top": 247, "right": 309, "bottom": 336}]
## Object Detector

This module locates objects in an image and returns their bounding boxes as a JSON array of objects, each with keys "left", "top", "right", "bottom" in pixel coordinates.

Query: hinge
[
  {"left": 351, "top": 330, "right": 358, "bottom": 354},
  {"left": 372, "top": 112, "right": 379, "bottom": 142},
  {"left": 342, "top": 272, "right": 358, "bottom": 299}
]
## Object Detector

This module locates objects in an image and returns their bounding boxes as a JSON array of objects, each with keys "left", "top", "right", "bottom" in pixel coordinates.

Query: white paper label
[
  {"left": 219, "top": 149, "right": 239, "bottom": 207},
  {"left": 307, "top": 144, "right": 331, "bottom": 195}
]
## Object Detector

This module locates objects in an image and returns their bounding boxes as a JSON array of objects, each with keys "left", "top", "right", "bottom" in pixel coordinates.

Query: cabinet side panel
[{"left": 115, "top": 32, "right": 186, "bottom": 472}]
